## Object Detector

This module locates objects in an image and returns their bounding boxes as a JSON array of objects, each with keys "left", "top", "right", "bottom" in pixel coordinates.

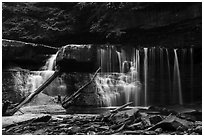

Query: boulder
[
  {"left": 56, "top": 45, "right": 97, "bottom": 73},
  {"left": 148, "top": 115, "right": 193, "bottom": 131},
  {"left": 194, "top": 126, "right": 202, "bottom": 134},
  {"left": 149, "top": 115, "right": 163, "bottom": 125},
  {"left": 2, "top": 114, "right": 51, "bottom": 128}
]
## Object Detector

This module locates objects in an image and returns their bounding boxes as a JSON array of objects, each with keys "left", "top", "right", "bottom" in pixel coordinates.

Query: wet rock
[
  {"left": 195, "top": 121, "right": 202, "bottom": 125},
  {"left": 68, "top": 126, "right": 81, "bottom": 134},
  {"left": 2, "top": 39, "right": 57, "bottom": 70},
  {"left": 57, "top": 124, "right": 69, "bottom": 128},
  {"left": 32, "top": 115, "right": 51, "bottom": 123},
  {"left": 59, "top": 132, "right": 67, "bottom": 135},
  {"left": 2, "top": 114, "right": 51, "bottom": 128},
  {"left": 128, "top": 122, "right": 144, "bottom": 130},
  {"left": 148, "top": 115, "right": 193, "bottom": 131},
  {"left": 149, "top": 115, "right": 163, "bottom": 125},
  {"left": 144, "top": 131, "right": 157, "bottom": 135},
  {"left": 99, "top": 126, "right": 109, "bottom": 130},
  {"left": 194, "top": 125, "right": 202, "bottom": 134},
  {"left": 155, "top": 128, "right": 163, "bottom": 133},
  {"left": 190, "top": 132, "right": 199, "bottom": 135},
  {"left": 176, "top": 126, "right": 186, "bottom": 131},
  {"left": 111, "top": 108, "right": 139, "bottom": 124},
  {"left": 33, "top": 129, "right": 45, "bottom": 135},
  {"left": 148, "top": 106, "right": 177, "bottom": 116},
  {"left": 87, "top": 131, "right": 96, "bottom": 135},
  {"left": 141, "top": 117, "right": 151, "bottom": 128},
  {"left": 123, "top": 130, "right": 144, "bottom": 135},
  {"left": 56, "top": 45, "right": 96, "bottom": 73}
]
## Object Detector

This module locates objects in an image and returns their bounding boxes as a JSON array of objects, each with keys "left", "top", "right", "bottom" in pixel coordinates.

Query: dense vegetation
[{"left": 2, "top": 2, "right": 201, "bottom": 47}]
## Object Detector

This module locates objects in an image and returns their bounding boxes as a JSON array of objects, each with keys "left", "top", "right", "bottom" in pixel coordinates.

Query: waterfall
[
  {"left": 96, "top": 46, "right": 142, "bottom": 106},
  {"left": 173, "top": 49, "right": 183, "bottom": 105},
  {"left": 143, "top": 48, "right": 148, "bottom": 106},
  {"left": 159, "top": 48, "right": 164, "bottom": 103},
  {"left": 166, "top": 48, "right": 172, "bottom": 99},
  {"left": 45, "top": 54, "right": 57, "bottom": 70},
  {"left": 116, "top": 51, "right": 122, "bottom": 73},
  {"left": 25, "top": 52, "right": 67, "bottom": 102},
  {"left": 190, "top": 48, "right": 194, "bottom": 103},
  {"left": 6, "top": 44, "right": 199, "bottom": 107},
  {"left": 95, "top": 46, "right": 198, "bottom": 106}
]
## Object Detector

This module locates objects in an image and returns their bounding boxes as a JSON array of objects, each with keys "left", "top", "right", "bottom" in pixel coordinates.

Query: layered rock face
[
  {"left": 2, "top": 69, "right": 30, "bottom": 103},
  {"left": 2, "top": 39, "right": 58, "bottom": 70},
  {"left": 2, "top": 39, "right": 58, "bottom": 104},
  {"left": 2, "top": 40, "right": 202, "bottom": 107}
]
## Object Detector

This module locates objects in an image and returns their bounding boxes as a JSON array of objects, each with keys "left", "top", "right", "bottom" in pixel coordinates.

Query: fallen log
[
  {"left": 100, "top": 102, "right": 133, "bottom": 122},
  {"left": 111, "top": 102, "right": 133, "bottom": 113},
  {"left": 5, "top": 69, "right": 61, "bottom": 116},
  {"left": 62, "top": 67, "right": 101, "bottom": 108}
]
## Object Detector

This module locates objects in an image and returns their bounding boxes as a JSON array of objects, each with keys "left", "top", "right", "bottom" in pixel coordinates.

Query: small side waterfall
[
  {"left": 45, "top": 54, "right": 57, "bottom": 70},
  {"left": 25, "top": 52, "right": 67, "bottom": 105},
  {"left": 116, "top": 51, "right": 122, "bottom": 72}
]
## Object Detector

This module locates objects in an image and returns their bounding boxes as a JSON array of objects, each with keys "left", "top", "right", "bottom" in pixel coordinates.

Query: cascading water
[
  {"left": 25, "top": 52, "right": 67, "bottom": 105},
  {"left": 45, "top": 54, "right": 57, "bottom": 70},
  {"left": 19, "top": 44, "right": 197, "bottom": 107},
  {"left": 190, "top": 48, "right": 194, "bottom": 103},
  {"left": 116, "top": 51, "right": 122, "bottom": 72},
  {"left": 165, "top": 48, "right": 172, "bottom": 99},
  {"left": 95, "top": 45, "right": 197, "bottom": 107},
  {"left": 173, "top": 49, "right": 183, "bottom": 105},
  {"left": 143, "top": 48, "right": 148, "bottom": 106},
  {"left": 96, "top": 46, "right": 142, "bottom": 106}
]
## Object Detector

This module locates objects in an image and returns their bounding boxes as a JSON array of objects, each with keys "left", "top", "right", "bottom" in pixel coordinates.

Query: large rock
[
  {"left": 148, "top": 115, "right": 193, "bottom": 131},
  {"left": 61, "top": 73, "right": 104, "bottom": 107},
  {"left": 56, "top": 44, "right": 97, "bottom": 73},
  {"left": 2, "top": 39, "right": 58, "bottom": 70},
  {"left": 2, "top": 114, "right": 51, "bottom": 128},
  {"left": 2, "top": 69, "right": 30, "bottom": 103}
]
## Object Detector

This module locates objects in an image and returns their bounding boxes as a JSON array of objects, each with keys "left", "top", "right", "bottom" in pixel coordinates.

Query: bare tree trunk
[
  {"left": 6, "top": 70, "right": 61, "bottom": 116},
  {"left": 62, "top": 67, "right": 101, "bottom": 108}
]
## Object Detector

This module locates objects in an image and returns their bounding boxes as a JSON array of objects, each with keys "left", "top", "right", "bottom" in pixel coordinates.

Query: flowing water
[
  {"left": 96, "top": 46, "right": 197, "bottom": 106},
  {"left": 25, "top": 53, "right": 67, "bottom": 100},
  {"left": 173, "top": 49, "right": 183, "bottom": 105},
  {"left": 17, "top": 45, "right": 200, "bottom": 107},
  {"left": 143, "top": 48, "right": 148, "bottom": 106}
]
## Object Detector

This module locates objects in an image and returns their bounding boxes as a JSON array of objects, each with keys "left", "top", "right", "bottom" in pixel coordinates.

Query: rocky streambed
[{"left": 2, "top": 103, "right": 202, "bottom": 135}]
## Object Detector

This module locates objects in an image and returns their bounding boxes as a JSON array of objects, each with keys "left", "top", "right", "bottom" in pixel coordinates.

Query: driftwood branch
[
  {"left": 62, "top": 67, "right": 101, "bottom": 108},
  {"left": 6, "top": 70, "right": 61, "bottom": 116},
  {"left": 111, "top": 102, "right": 133, "bottom": 113},
  {"left": 100, "top": 102, "right": 133, "bottom": 121}
]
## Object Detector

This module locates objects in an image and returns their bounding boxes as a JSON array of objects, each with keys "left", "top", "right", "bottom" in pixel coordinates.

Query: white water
[
  {"left": 190, "top": 48, "right": 194, "bottom": 102},
  {"left": 95, "top": 73, "right": 142, "bottom": 106},
  {"left": 45, "top": 54, "right": 57, "bottom": 70},
  {"left": 96, "top": 46, "right": 190, "bottom": 106},
  {"left": 143, "top": 48, "right": 148, "bottom": 106},
  {"left": 173, "top": 49, "right": 183, "bottom": 105},
  {"left": 26, "top": 53, "right": 67, "bottom": 98},
  {"left": 166, "top": 48, "right": 172, "bottom": 97},
  {"left": 116, "top": 51, "right": 122, "bottom": 72},
  {"left": 96, "top": 46, "right": 142, "bottom": 106}
]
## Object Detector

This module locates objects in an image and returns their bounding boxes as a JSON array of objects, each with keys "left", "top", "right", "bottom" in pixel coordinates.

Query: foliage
[{"left": 2, "top": 2, "right": 201, "bottom": 46}]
